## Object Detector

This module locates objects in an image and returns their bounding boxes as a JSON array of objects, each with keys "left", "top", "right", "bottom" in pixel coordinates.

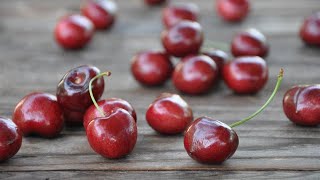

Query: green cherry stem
[
  {"left": 230, "top": 68, "right": 284, "bottom": 128},
  {"left": 89, "top": 71, "right": 111, "bottom": 117},
  {"left": 203, "top": 40, "right": 229, "bottom": 52}
]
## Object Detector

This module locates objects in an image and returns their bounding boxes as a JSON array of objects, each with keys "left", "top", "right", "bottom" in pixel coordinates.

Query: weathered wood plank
[{"left": 1, "top": 171, "right": 320, "bottom": 180}]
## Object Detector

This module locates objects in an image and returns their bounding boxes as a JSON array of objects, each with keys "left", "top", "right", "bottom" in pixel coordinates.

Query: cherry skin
[
  {"left": 173, "top": 55, "right": 218, "bottom": 95},
  {"left": 223, "top": 56, "right": 268, "bottom": 94},
  {"left": 300, "top": 12, "right": 320, "bottom": 46},
  {"left": 0, "top": 117, "right": 22, "bottom": 162},
  {"left": 131, "top": 51, "right": 173, "bottom": 86},
  {"left": 162, "top": 3, "right": 199, "bottom": 28},
  {"left": 283, "top": 85, "right": 320, "bottom": 126},
  {"left": 144, "top": 0, "right": 166, "bottom": 6},
  {"left": 162, "top": 21, "right": 204, "bottom": 57},
  {"left": 84, "top": 98, "right": 137, "bottom": 130},
  {"left": 184, "top": 70, "right": 284, "bottom": 164},
  {"left": 86, "top": 108, "right": 137, "bottom": 159},
  {"left": 203, "top": 49, "right": 229, "bottom": 76},
  {"left": 54, "top": 14, "right": 94, "bottom": 49},
  {"left": 146, "top": 93, "right": 193, "bottom": 134},
  {"left": 216, "top": 0, "right": 250, "bottom": 22},
  {"left": 57, "top": 65, "right": 104, "bottom": 125},
  {"left": 231, "top": 28, "right": 269, "bottom": 58},
  {"left": 81, "top": 0, "right": 117, "bottom": 30},
  {"left": 184, "top": 117, "right": 239, "bottom": 164},
  {"left": 12, "top": 92, "right": 64, "bottom": 138}
]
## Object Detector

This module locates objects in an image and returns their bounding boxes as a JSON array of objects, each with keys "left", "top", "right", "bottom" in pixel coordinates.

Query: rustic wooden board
[{"left": 0, "top": 0, "right": 320, "bottom": 179}]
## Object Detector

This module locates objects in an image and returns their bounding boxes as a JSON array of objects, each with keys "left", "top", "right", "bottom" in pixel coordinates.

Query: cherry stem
[
  {"left": 89, "top": 71, "right": 111, "bottom": 117},
  {"left": 203, "top": 41, "right": 229, "bottom": 52},
  {"left": 229, "top": 68, "right": 284, "bottom": 128}
]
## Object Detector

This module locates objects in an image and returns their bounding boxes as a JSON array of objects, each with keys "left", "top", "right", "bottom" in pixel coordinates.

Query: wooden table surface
[{"left": 0, "top": 0, "right": 320, "bottom": 179}]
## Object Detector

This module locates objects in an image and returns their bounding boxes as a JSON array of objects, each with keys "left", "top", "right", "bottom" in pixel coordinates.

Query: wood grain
[{"left": 0, "top": 0, "right": 319, "bottom": 179}]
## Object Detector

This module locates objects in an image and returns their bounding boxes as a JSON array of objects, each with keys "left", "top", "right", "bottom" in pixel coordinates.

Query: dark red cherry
[
  {"left": 54, "top": 14, "right": 94, "bottom": 49},
  {"left": 81, "top": 0, "right": 117, "bottom": 30},
  {"left": 144, "top": 0, "right": 166, "bottom": 6},
  {"left": 216, "top": 0, "right": 250, "bottom": 22},
  {"left": 173, "top": 55, "right": 218, "bottom": 95},
  {"left": 84, "top": 98, "right": 137, "bottom": 130},
  {"left": 223, "top": 56, "right": 268, "bottom": 94},
  {"left": 231, "top": 28, "right": 269, "bottom": 58},
  {"left": 146, "top": 93, "right": 193, "bottom": 134},
  {"left": 57, "top": 65, "right": 104, "bottom": 125},
  {"left": 184, "top": 70, "right": 284, "bottom": 164},
  {"left": 184, "top": 117, "right": 239, "bottom": 164},
  {"left": 283, "top": 85, "right": 320, "bottom": 126},
  {"left": 203, "top": 49, "right": 229, "bottom": 76},
  {"left": 131, "top": 51, "right": 173, "bottom": 86},
  {"left": 86, "top": 107, "right": 137, "bottom": 159},
  {"left": 0, "top": 117, "right": 22, "bottom": 162},
  {"left": 162, "top": 3, "right": 199, "bottom": 28},
  {"left": 300, "top": 12, "right": 320, "bottom": 46},
  {"left": 162, "top": 21, "right": 204, "bottom": 57},
  {"left": 13, "top": 92, "right": 64, "bottom": 138}
]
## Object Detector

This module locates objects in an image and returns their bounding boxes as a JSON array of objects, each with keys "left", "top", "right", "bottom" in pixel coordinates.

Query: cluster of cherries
[
  {"left": 1, "top": 0, "right": 320, "bottom": 165},
  {"left": 131, "top": 2, "right": 270, "bottom": 96},
  {"left": 0, "top": 65, "right": 138, "bottom": 162}
]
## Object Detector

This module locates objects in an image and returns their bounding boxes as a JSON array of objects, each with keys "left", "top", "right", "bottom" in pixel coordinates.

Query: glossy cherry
[
  {"left": 57, "top": 65, "right": 104, "bottom": 125},
  {"left": 162, "top": 3, "right": 199, "bottom": 28},
  {"left": 283, "top": 85, "right": 320, "bottom": 126},
  {"left": 203, "top": 49, "right": 229, "bottom": 76},
  {"left": 81, "top": 0, "right": 117, "bottom": 30},
  {"left": 131, "top": 51, "right": 173, "bottom": 86},
  {"left": 216, "top": 0, "right": 250, "bottom": 22},
  {"left": 184, "top": 69, "right": 284, "bottom": 164},
  {"left": 54, "top": 14, "right": 94, "bottom": 49},
  {"left": 162, "top": 21, "right": 204, "bottom": 57},
  {"left": 86, "top": 72, "right": 137, "bottom": 159},
  {"left": 223, "top": 56, "right": 268, "bottom": 94},
  {"left": 13, "top": 92, "right": 64, "bottom": 138},
  {"left": 0, "top": 117, "right": 22, "bottom": 162},
  {"left": 146, "top": 93, "right": 193, "bottom": 134},
  {"left": 300, "top": 12, "right": 320, "bottom": 46},
  {"left": 84, "top": 98, "right": 137, "bottom": 130},
  {"left": 173, "top": 55, "right": 218, "bottom": 95},
  {"left": 231, "top": 28, "right": 269, "bottom": 58},
  {"left": 144, "top": 0, "right": 166, "bottom": 6}
]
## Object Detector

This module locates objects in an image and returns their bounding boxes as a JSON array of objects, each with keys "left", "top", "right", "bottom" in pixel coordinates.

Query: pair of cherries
[
  {"left": 55, "top": 0, "right": 117, "bottom": 49},
  {"left": 145, "top": 69, "right": 284, "bottom": 164},
  {"left": 3, "top": 65, "right": 137, "bottom": 162}
]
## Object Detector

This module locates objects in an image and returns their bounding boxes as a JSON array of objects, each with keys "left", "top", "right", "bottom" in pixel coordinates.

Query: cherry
[
  {"left": 84, "top": 98, "right": 137, "bottom": 130},
  {"left": 81, "top": 0, "right": 117, "bottom": 30},
  {"left": 131, "top": 51, "right": 173, "bottom": 86},
  {"left": 12, "top": 92, "right": 64, "bottom": 138},
  {"left": 144, "top": 0, "right": 166, "bottom": 6},
  {"left": 86, "top": 72, "right": 137, "bottom": 159},
  {"left": 172, "top": 55, "right": 218, "bottom": 95},
  {"left": 54, "top": 14, "right": 94, "bottom": 49},
  {"left": 184, "top": 69, "right": 284, "bottom": 164},
  {"left": 283, "top": 85, "right": 320, "bottom": 126},
  {"left": 203, "top": 49, "right": 229, "bottom": 76},
  {"left": 0, "top": 117, "right": 22, "bottom": 162},
  {"left": 162, "top": 3, "right": 199, "bottom": 28},
  {"left": 223, "top": 56, "right": 268, "bottom": 94},
  {"left": 231, "top": 28, "right": 269, "bottom": 58},
  {"left": 162, "top": 21, "right": 204, "bottom": 57},
  {"left": 300, "top": 12, "right": 320, "bottom": 46},
  {"left": 146, "top": 93, "right": 193, "bottom": 134},
  {"left": 57, "top": 65, "right": 105, "bottom": 126},
  {"left": 216, "top": 0, "right": 250, "bottom": 22}
]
